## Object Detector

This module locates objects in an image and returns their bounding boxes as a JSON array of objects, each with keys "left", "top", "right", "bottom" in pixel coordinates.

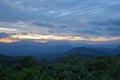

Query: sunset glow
[
  {"left": 0, "top": 38, "right": 18, "bottom": 43},
  {"left": 0, "top": 0, "right": 120, "bottom": 44},
  {"left": 0, "top": 33, "right": 117, "bottom": 43}
]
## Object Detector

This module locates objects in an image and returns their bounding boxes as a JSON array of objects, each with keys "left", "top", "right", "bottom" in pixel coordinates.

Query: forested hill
[
  {"left": 0, "top": 53, "right": 120, "bottom": 80},
  {"left": 36, "top": 47, "right": 120, "bottom": 61},
  {"left": 65, "top": 47, "right": 120, "bottom": 56},
  {"left": 0, "top": 54, "right": 17, "bottom": 65}
]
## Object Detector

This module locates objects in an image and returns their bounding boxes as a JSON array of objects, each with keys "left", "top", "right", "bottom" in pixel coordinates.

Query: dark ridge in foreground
[
  {"left": 66, "top": 47, "right": 120, "bottom": 56},
  {"left": 36, "top": 47, "right": 120, "bottom": 61},
  {"left": 0, "top": 52, "right": 120, "bottom": 80}
]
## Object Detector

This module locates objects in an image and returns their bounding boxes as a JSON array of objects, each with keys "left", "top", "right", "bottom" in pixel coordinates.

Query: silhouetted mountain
[
  {"left": 36, "top": 47, "right": 120, "bottom": 61},
  {"left": 0, "top": 46, "right": 119, "bottom": 62},
  {"left": 0, "top": 53, "right": 17, "bottom": 65},
  {"left": 0, "top": 41, "right": 73, "bottom": 56},
  {"left": 0, "top": 40, "right": 119, "bottom": 56},
  {"left": 65, "top": 47, "right": 120, "bottom": 57}
]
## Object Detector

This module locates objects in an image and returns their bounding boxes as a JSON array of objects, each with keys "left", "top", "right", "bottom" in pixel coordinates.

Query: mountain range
[
  {"left": 0, "top": 40, "right": 119, "bottom": 56},
  {"left": 0, "top": 46, "right": 120, "bottom": 62}
]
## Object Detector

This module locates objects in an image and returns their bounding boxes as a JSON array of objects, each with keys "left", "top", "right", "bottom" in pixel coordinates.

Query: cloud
[
  {"left": 32, "top": 22, "right": 54, "bottom": 28},
  {"left": 0, "top": 38, "right": 18, "bottom": 43},
  {"left": 34, "top": 40, "right": 48, "bottom": 43},
  {"left": 0, "top": 32, "right": 9, "bottom": 38},
  {"left": 0, "top": 32, "right": 119, "bottom": 43},
  {"left": 9, "top": 33, "right": 85, "bottom": 41},
  {"left": 0, "top": 32, "right": 19, "bottom": 43},
  {"left": 8, "top": 33, "right": 120, "bottom": 42},
  {"left": 0, "top": 1, "right": 30, "bottom": 22},
  {"left": 90, "top": 18, "right": 120, "bottom": 26},
  {"left": 0, "top": 0, "right": 120, "bottom": 43},
  {"left": 89, "top": 18, "right": 120, "bottom": 36},
  {"left": 0, "top": 28, "right": 19, "bottom": 32}
]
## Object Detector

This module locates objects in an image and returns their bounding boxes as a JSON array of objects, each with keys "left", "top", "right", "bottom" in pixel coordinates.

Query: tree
[{"left": 17, "top": 55, "right": 38, "bottom": 68}]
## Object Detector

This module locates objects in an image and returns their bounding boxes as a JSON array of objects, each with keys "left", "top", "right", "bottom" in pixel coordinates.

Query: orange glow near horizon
[
  {"left": 10, "top": 33, "right": 86, "bottom": 41},
  {"left": 89, "top": 37, "right": 120, "bottom": 42},
  {"left": 34, "top": 40, "right": 48, "bottom": 43},
  {"left": 0, "top": 33, "right": 120, "bottom": 43},
  {"left": 10, "top": 33, "right": 120, "bottom": 42},
  {"left": 0, "top": 38, "right": 18, "bottom": 43}
]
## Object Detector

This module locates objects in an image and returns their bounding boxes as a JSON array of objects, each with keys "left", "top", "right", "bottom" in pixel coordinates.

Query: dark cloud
[
  {"left": 0, "top": 0, "right": 120, "bottom": 38},
  {"left": 0, "top": 1, "right": 21, "bottom": 21},
  {"left": 76, "top": 29, "right": 101, "bottom": 35},
  {"left": 106, "top": 4, "right": 120, "bottom": 13},
  {"left": 0, "top": 33, "right": 9, "bottom": 38},
  {"left": 90, "top": 19, "right": 120, "bottom": 26},
  {"left": 89, "top": 18, "right": 120, "bottom": 36},
  {"left": 48, "top": 30, "right": 55, "bottom": 34},
  {"left": 105, "top": 27, "right": 120, "bottom": 31},
  {"left": 58, "top": 25, "right": 68, "bottom": 29},
  {"left": 0, "top": 1, "right": 37, "bottom": 22},
  {"left": 32, "top": 22, "right": 54, "bottom": 28}
]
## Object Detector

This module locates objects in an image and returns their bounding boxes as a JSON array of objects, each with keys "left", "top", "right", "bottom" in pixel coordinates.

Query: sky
[{"left": 0, "top": 0, "right": 120, "bottom": 44}]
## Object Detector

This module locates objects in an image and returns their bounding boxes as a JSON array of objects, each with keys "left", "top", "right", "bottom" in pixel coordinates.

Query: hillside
[
  {"left": 0, "top": 54, "right": 17, "bottom": 65},
  {"left": 0, "top": 53, "right": 120, "bottom": 80},
  {"left": 65, "top": 47, "right": 120, "bottom": 57},
  {"left": 36, "top": 47, "right": 120, "bottom": 61}
]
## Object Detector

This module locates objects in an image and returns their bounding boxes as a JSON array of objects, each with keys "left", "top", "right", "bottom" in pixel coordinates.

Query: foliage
[{"left": 0, "top": 54, "right": 120, "bottom": 80}]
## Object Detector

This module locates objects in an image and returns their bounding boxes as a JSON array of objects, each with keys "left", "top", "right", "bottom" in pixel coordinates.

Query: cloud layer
[{"left": 0, "top": 0, "right": 120, "bottom": 43}]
